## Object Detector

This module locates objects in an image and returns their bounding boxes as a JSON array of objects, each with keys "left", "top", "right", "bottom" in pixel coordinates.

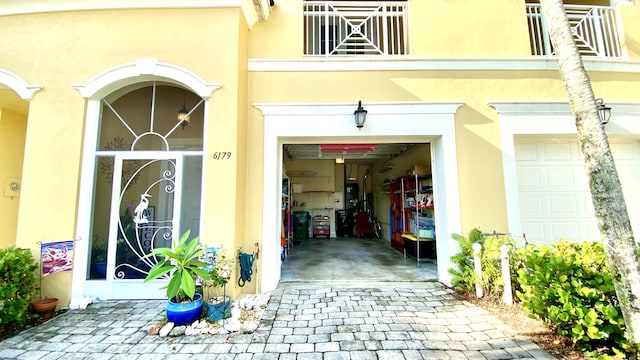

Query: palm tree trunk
[{"left": 539, "top": 0, "right": 640, "bottom": 343}]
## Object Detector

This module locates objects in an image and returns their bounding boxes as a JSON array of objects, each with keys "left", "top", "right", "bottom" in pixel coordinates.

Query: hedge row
[
  {"left": 450, "top": 231, "right": 636, "bottom": 358},
  {"left": 515, "top": 240, "right": 633, "bottom": 358}
]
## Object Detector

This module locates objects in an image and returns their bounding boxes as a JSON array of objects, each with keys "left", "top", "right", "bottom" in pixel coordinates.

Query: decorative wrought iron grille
[
  {"left": 114, "top": 159, "right": 176, "bottom": 280},
  {"left": 526, "top": 4, "right": 622, "bottom": 58},
  {"left": 304, "top": 1, "right": 409, "bottom": 56}
]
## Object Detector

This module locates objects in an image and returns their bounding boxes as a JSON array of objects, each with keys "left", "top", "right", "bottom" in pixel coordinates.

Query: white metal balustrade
[
  {"left": 304, "top": 1, "right": 409, "bottom": 56},
  {"left": 527, "top": 4, "right": 622, "bottom": 58}
]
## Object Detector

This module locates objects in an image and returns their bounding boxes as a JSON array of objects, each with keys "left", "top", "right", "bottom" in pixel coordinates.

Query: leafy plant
[
  {"left": 0, "top": 247, "right": 38, "bottom": 335},
  {"left": 477, "top": 232, "right": 516, "bottom": 297},
  {"left": 143, "top": 229, "right": 210, "bottom": 302},
  {"left": 206, "top": 251, "right": 233, "bottom": 289},
  {"left": 200, "top": 247, "right": 234, "bottom": 321},
  {"left": 448, "top": 228, "right": 482, "bottom": 291},
  {"left": 515, "top": 240, "right": 633, "bottom": 357},
  {"left": 449, "top": 228, "right": 516, "bottom": 297},
  {"left": 203, "top": 248, "right": 234, "bottom": 303}
]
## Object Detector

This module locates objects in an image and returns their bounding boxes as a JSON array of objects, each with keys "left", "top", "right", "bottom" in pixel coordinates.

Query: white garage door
[{"left": 516, "top": 139, "right": 640, "bottom": 245}]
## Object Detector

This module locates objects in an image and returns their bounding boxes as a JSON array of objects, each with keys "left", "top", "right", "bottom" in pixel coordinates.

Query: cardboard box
[{"left": 410, "top": 165, "right": 431, "bottom": 176}]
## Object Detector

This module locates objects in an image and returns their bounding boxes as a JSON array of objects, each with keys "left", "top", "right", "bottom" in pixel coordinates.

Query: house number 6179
[{"left": 212, "top": 152, "right": 232, "bottom": 160}]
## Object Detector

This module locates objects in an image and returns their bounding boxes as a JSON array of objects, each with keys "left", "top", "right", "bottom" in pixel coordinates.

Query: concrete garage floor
[{"left": 279, "top": 236, "right": 438, "bottom": 287}]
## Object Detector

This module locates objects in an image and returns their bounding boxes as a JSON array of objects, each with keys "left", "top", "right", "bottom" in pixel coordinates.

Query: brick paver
[{"left": 0, "top": 282, "right": 556, "bottom": 359}]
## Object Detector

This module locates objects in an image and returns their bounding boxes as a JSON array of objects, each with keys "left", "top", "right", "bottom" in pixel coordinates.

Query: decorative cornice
[
  {"left": 254, "top": 101, "right": 464, "bottom": 116},
  {"left": 71, "top": 58, "right": 221, "bottom": 99},
  {"left": 0, "top": 0, "right": 243, "bottom": 16},
  {"left": 0, "top": 69, "right": 42, "bottom": 100},
  {"left": 488, "top": 100, "right": 640, "bottom": 117},
  {"left": 0, "top": 0, "right": 268, "bottom": 30},
  {"left": 248, "top": 57, "right": 640, "bottom": 73}
]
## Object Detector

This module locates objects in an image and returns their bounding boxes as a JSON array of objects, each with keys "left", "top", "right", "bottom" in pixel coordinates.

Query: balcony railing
[
  {"left": 526, "top": 4, "right": 622, "bottom": 58},
  {"left": 304, "top": 1, "right": 409, "bottom": 56}
]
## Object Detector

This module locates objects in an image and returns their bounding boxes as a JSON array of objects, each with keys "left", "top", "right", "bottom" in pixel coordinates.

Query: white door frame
[
  {"left": 255, "top": 101, "right": 464, "bottom": 292},
  {"left": 70, "top": 59, "right": 220, "bottom": 300}
]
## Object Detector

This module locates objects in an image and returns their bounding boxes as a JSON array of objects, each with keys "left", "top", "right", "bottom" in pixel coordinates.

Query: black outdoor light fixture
[
  {"left": 354, "top": 100, "right": 367, "bottom": 129},
  {"left": 596, "top": 98, "right": 612, "bottom": 125},
  {"left": 177, "top": 105, "right": 190, "bottom": 129},
  {"left": 177, "top": 92, "right": 191, "bottom": 130}
]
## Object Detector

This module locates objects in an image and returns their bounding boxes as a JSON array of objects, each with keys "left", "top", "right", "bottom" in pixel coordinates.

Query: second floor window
[{"left": 304, "top": 1, "right": 409, "bottom": 56}]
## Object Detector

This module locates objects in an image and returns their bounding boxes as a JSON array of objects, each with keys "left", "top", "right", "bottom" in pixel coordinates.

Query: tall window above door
[
  {"left": 304, "top": 1, "right": 409, "bottom": 56},
  {"left": 98, "top": 83, "right": 205, "bottom": 153}
]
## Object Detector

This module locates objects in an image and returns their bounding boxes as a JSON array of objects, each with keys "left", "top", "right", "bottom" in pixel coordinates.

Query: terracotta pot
[{"left": 31, "top": 298, "right": 59, "bottom": 313}]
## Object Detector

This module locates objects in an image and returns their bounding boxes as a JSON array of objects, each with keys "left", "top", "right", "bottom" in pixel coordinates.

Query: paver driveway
[{"left": 0, "top": 282, "right": 556, "bottom": 359}]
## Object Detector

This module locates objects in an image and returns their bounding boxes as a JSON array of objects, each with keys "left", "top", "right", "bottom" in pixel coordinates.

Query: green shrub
[
  {"left": 449, "top": 228, "right": 482, "bottom": 292},
  {"left": 449, "top": 228, "right": 515, "bottom": 297},
  {"left": 515, "top": 240, "right": 632, "bottom": 358},
  {"left": 0, "top": 246, "right": 39, "bottom": 334}
]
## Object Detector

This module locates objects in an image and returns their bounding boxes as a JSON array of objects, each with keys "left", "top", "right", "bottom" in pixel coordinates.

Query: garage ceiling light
[
  {"left": 319, "top": 144, "right": 378, "bottom": 153},
  {"left": 284, "top": 143, "right": 413, "bottom": 160}
]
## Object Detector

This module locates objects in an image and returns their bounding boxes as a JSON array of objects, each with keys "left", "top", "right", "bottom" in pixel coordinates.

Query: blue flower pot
[
  {"left": 206, "top": 296, "right": 231, "bottom": 322},
  {"left": 92, "top": 262, "right": 107, "bottom": 278},
  {"left": 166, "top": 293, "right": 203, "bottom": 325}
]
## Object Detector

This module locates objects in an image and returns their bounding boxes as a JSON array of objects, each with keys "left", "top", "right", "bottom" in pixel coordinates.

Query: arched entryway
[
  {"left": 0, "top": 69, "right": 40, "bottom": 248},
  {"left": 71, "top": 59, "right": 219, "bottom": 300}
]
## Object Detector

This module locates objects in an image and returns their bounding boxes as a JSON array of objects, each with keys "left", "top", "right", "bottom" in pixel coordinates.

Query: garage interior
[{"left": 279, "top": 142, "right": 438, "bottom": 284}]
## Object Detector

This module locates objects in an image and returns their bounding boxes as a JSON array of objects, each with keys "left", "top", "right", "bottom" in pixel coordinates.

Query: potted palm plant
[{"left": 144, "top": 229, "right": 210, "bottom": 325}]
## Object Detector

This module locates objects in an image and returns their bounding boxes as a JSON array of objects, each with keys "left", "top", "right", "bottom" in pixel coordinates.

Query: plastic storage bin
[
  {"left": 293, "top": 211, "right": 309, "bottom": 240},
  {"left": 312, "top": 215, "right": 331, "bottom": 238}
]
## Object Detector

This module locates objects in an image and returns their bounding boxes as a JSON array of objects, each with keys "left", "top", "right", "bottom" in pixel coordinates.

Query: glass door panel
[{"left": 114, "top": 158, "right": 175, "bottom": 281}]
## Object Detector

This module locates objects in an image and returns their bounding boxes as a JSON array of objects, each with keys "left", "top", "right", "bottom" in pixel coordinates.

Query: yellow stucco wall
[
  {"left": 250, "top": 0, "right": 640, "bottom": 60},
  {"left": 619, "top": 3, "right": 640, "bottom": 59},
  {"left": 0, "top": 108, "right": 26, "bottom": 248},
  {"left": 0, "top": 7, "right": 249, "bottom": 305},
  {"left": 411, "top": 0, "right": 532, "bottom": 57},
  {"left": 247, "top": 68, "right": 640, "bottom": 238},
  {"left": 1, "top": 0, "right": 639, "bottom": 304},
  {"left": 244, "top": 0, "right": 640, "bottom": 239},
  {"left": 248, "top": 0, "right": 640, "bottom": 59}
]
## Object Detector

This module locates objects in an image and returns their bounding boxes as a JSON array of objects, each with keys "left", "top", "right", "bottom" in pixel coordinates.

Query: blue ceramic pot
[
  {"left": 92, "top": 262, "right": 107, "bottom": 278},
  {"left": 206, "top": 296, "right": 231, "bottom": 322},
  {"left": 166, "top": 293, "right": 203, "bottom": 325}
]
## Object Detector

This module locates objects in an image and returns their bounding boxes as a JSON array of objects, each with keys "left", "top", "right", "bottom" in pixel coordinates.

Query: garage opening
[{"left": 279, "top": 142, "right": 438, "bottom": 284}]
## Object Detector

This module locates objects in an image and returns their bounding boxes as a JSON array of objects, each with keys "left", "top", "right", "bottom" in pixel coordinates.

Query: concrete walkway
[{"left": 0, "top": 282, "right": 556, "bottom": 359}]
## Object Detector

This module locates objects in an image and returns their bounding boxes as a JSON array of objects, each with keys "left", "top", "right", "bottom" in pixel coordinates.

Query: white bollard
[
  {"left": 472, "top": 243, "right": 483, "bottom": 298},
  {"left": 500, "top": 245, "right": 513, "bottom": 305}
]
